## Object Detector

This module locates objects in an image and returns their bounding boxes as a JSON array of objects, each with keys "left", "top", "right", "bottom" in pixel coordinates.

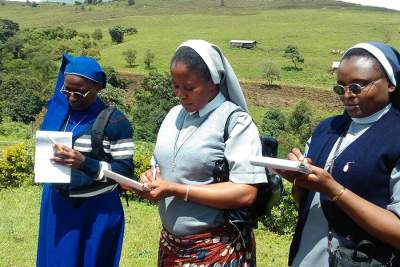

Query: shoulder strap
[
  {"left": 91, "top": 106, "right": 116, "bottom": 161},
  {"left": 223, "top": 108, "right": 242, "bottom": 142}
]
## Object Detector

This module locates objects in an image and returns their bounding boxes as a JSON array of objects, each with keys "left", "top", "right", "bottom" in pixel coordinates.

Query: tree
[
  {"left": 0, "top": 75, "right": 46, "bottom": 123},
  {"left": 261, "top": 60, "right": 280, "bottom": 86},
  {"left": 283, "top": 45, "right": 304, "bottom": 70},
  {"left": 108, "top": 25, "right": 124, "bottom": 43},
  {"left": 0, "top": 19, "right": 19, "bottom": 43},
  {"left": 144, "top": 49, "right": 155, "bottom": 69},
  {"left": 92, "top": 28, "right": 103, "bottom": 40},
  {"left": 127, "top": 0, "right": 135, "bottom": 5},
  {"left": 133, "top": 70, "right": 178, "bottom": 142},
  {"left": 123, "top": 49, "right": 136, "bottom": 67}
]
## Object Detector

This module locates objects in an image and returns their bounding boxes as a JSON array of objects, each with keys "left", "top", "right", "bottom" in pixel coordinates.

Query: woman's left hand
[
  {"left": 296, "top": 164, "right": 344, "bottom": 199},
  {"left": 51, "top": 145, "right": 86, "bottom": 170}
]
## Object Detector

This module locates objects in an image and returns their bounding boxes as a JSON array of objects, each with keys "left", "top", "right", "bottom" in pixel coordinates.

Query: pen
[
  {"left": 47, "top": 135, "right": 63, "bottom": 152},
  {"left": 150, "top": 155, "right": 157, "bottom": 181}
]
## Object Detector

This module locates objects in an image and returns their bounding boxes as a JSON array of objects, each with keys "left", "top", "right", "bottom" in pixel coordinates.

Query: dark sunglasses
[
  {"left": 333, "top": 79, "right": 381, "bottom": 95},
  {"left": 60, "top": 87, "right": 91, "bottom": 99}
]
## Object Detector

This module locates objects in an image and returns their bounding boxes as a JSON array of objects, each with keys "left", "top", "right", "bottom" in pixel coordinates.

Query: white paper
[
  {"left": 249, "top": 156, "right": 310, "bottom": 174},
  {"left": 34, "top": 131, "right": 72, "bottom": 183}
]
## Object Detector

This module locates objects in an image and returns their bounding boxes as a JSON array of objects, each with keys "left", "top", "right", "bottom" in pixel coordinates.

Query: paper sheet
[{"left": 34, "top": 131, "right": 72, "bottom": 183}]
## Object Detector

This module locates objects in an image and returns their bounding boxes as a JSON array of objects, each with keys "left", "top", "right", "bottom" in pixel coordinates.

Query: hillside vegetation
[{"left": 1, "top": 0, "right": 399, "bottom": 89}]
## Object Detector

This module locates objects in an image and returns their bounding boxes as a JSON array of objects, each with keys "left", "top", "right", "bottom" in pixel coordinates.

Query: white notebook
[
  {"left": 34, "top": 131, "right": 72, "bottom": 183},
  {"left": 103, "top": 170, "right": 149, "bottom": 191},
  {"left": 250, "top": 156, "right": 310, "bottom": 174}
]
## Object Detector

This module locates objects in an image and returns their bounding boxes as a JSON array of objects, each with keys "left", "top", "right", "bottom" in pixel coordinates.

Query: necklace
[
  {"left": 327, "top": 132, "right": 346, "bottom": 174},
  {"left": 63, "top": 113, "right": 88, "bottom": 134},
  {"left": 171, "top": 112, "right": 199, "bottom": 172}
]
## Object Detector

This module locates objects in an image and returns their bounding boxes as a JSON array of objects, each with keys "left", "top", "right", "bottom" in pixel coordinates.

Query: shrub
[
  {"left": 123, "top": 49, "right": 137, "bottom": 67},
  {"left": 133, "top": 141, "right": 154, "bottom": 179},
  {"left": 0, "top": 75, "right": 46, "bottom": 123},
  {"left": 92, "top": 28, "right": 103, "bottom": 40},
  {"left": 144, "top": 49, "right": 155, "bottom": 69},
  {"left": 124, "top": 27, "right": 137, "bottom": 35},
  {"left": 133, "top": 70, "right": 178, "bottom": 142},
  {"left": 260, "top": 181, "right": 297, "bottom": 235},
  {"left": 261, "top": 60, "right": 280, "bottom": 86},
  {"left": 0, "top": 19, "right": 20, "bottom": 43},
  {"left": 0, "top": 118, "right": 32, "bottom": 139},
  {"left": 98, "top": 84, "right": 131, "bottom": 115},
  {"left": 0, "top": 142, "right": 34, "bottom": 189},
  {"left": 109, "top": 25, "right": 124, "bottom": 44},
  {"left": 288, "top": 100, "right": 313, "bottom": 145},
  {"left": 103, "top": 66, "right": 128, "bottom": 89},
  {"left": 127, "top": 0, "right": 135, "bottom": 6},
  {"left": 261, "top": 108, "right": 286, "bottom": 137}
]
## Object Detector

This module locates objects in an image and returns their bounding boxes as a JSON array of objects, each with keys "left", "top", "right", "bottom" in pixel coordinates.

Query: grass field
[
  {"left": 1, "top": 0, "right": 399, "bottom": 89},
  {"left": 0, "top": 186, "right": 291, "bottom": 267}
]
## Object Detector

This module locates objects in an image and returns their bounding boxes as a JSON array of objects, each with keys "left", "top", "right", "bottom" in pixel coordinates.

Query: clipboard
[
  {"left": 103, "top": 170, "right": 149, "bottom": 191},
  {"left": 249, "top": 156, "right": 310, "bottom": 174}
]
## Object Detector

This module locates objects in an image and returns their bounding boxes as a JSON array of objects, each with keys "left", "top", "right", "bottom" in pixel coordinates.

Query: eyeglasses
[
  {"left": 60, "top": 87, "right": 91, "bottom": 99},
  {"left": 333, "top": 79, "right": 381, "bottom": 95}
]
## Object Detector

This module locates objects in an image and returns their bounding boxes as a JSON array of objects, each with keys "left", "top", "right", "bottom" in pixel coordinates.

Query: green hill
[{"left": 1, "top": 0, "right": 399, "bottom": 89}]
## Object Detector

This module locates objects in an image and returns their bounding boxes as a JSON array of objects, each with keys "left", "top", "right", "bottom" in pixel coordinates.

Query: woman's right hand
[
  {"left": 274, "top": 148, "right": 311, "bottom": 183},
  {"left": 132, "top": 168, "right": 175, "bottom": 202}
]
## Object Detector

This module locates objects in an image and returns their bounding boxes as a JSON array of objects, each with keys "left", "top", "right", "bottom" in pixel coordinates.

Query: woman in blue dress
[{"left": 36, "top": 54, "right": 134, "bottom": 267}]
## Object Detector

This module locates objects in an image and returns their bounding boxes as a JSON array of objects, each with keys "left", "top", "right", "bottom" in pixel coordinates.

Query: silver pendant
[
  {"left": 343, "top": 161, "right": 354, "bottom": 173},
  {"left": 171, "top": 160, "right": 176, "bottom": 172}
]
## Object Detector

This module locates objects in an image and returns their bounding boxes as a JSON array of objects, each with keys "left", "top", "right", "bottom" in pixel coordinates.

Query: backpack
[
  {"left": 68, "top": 106, "right": 119, "bottom": 198},
  {"left": 212, "top": 109, "right": 284, "bottom": 228}
]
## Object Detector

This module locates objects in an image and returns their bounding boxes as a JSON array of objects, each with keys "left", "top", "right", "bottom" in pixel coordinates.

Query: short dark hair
[{"left": 171, "top": 46, "right": 212, "bottom": 83}]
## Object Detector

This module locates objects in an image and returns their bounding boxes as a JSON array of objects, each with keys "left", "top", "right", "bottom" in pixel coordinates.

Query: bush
[
  {"left": 144, "top": 49, "right": 155, "bottom": 69},
  {"left": 261, "top": 108, "right": 286, "bottom": 137},
  {"left": 123, "top": 49, "right": 137, "bottom": 67},
  {"left": 127, "top": 0, "right": 135, "bottom": 6},
  {"left": 0, "top": 75, "right": 46, "bottom": 123},
  {"left": 261, "top": 60, "right": 280, "bottom": 86},
  {"left": 98, "top": 84, "right": 131, "bottom": 114},
  {"left": 92, "top": 28, "right": 103, "bottom": 40},
  {"left": 288, "top": 100, "right": 313, "bottom": 145},
  {"left": 0, "top": 142, "right": 34, "bottom": 189},
  {"left": 283, "top": 45, "right": 304, "bottom": 70},
  {"left": 133, "top": 70, "right": 178, "bottom": 142},
  {"left": 133, "top": 141, "right": 154, "bottom": 179},
  {"left": 109, "top": 25, "right": 124, "bottom": 44},
  {"left": 103, "top": 66, "right": 128, "bottom": 89},
  {"left": 124, "top": 27, "right": 137, "bottom": 35},
  {"left": 260, "top": 181, "right": 297, "bottom": 235},
  {"left": 0, "top": 118, "right": 32, "bottom": 139},
  {"left": 0, "top": 19, "right": 19, "bottom": 43}
]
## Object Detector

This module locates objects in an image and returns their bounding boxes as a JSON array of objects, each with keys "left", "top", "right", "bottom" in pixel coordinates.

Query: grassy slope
[
  {"left": 0, "top": 186, "right": 290, "bottom": 266},
  {"left": 1, "top": 0, "right": 399, "bottom": 89}
]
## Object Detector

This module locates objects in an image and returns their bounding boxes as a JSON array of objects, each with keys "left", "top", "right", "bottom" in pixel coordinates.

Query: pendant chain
[{"left": 63, "top": 113, "right": 88, "bottom": 134}]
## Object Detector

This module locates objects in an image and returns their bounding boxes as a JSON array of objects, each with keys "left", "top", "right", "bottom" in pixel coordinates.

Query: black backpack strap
[
  {"left": 91, "top": 106, "right": 116, "bottom": 161},
  {"left": 223, "top": 108, "right": 242, "bottom": 142}
]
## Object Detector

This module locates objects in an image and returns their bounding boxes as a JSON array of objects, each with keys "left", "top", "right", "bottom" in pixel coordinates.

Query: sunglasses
[
  {"left": 333, "top": 78, "right": 381, "bottom": 95},
  {"left": 60, "top": 87, "right": 91, "bottom": 99}
]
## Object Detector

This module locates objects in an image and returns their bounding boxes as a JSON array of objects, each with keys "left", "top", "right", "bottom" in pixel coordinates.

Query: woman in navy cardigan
[{"left": 278, "top": 42, "right": 400, "bottom": 267}]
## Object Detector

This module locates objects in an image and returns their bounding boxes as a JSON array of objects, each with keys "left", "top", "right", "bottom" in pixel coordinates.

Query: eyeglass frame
[
  {"left": 332, "top": 78, "right": 383, "bottom": 96},
  {"left": 60, "top": 86, "right": 92, "bottom": 99}
]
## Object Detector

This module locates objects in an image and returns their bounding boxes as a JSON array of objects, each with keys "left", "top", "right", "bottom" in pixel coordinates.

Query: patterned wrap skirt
[{"left": 158, "top": 224, "right": 256, "bottom": 267}]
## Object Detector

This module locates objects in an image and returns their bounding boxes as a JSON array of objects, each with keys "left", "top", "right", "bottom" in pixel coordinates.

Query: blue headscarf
[{"left": 41, "top": 54, "right": 107, "bottom": 133}]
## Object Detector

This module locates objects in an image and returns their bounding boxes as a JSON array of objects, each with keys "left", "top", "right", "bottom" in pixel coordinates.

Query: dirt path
[{"left": 119, "top": 72, "right": 342, "bottom": 111}]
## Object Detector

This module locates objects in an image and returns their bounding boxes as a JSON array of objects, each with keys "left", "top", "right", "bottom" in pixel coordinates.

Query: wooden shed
[{"left": 229, "top": 40, "right": 257, "bottom": 49}]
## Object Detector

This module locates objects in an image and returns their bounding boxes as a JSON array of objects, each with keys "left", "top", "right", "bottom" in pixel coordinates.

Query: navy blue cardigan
[{"left": 289, "top": 107, "right": 400, "bottom": 265}]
